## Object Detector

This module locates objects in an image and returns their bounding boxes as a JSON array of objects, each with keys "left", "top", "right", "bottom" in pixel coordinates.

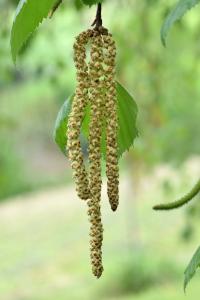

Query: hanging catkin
[
  {"left": 67, "top": 30, "right": 92, "bottom": 200},
  {"left": 87, "top": 32, "right": 104, "bottom": 278},
  {"left": 67, "top": 24, "right": 119, "bottom": 278},
  {"left": 103, "top": 33, "right": 119, "bottom": 211}
]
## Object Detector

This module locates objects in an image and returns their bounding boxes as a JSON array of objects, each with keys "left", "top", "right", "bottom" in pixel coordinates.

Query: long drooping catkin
[
  {"left": 67, "top": 26, "right": 119, "bottom": 278},
  {"left": 87, "top": 33, "right": 104, "bottom": 278},
  {"left": 67, "top": 30, "right": 92, "bottom": 200},
  {"left": 103, "top": 33, "right": 119, "bottom": 212}
]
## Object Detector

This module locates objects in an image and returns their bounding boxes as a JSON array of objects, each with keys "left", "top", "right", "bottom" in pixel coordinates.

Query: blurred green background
[{"left": 0, "top": 0, "right": 200, "bottom": 299}]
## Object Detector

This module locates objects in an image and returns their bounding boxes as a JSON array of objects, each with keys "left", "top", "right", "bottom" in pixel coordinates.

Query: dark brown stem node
[{"left": 91, "top": 3, "right": 108, "bottom": 36}]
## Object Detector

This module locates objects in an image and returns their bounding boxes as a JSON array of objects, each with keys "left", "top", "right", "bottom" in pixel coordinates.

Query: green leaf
[
  {"left": 53, "top": 82, "right": 138, "bottom": 159},
  {"left": 116, "top": 82, "right": 138, "bottom": 157},
  {"left": 11, "top": 0, "right": 58, "bottom": 62},
  {"left": 161, "top": 0, "right": 200, "bottom": 46},
  {"left": 81, "top": 0, "right": 103, "bottom": 6},
  {"left": 53, "top": 95, "right": 73, "bottom": 156},
  {"left": 184, "top": 246, "right": 200, "bottom": 291}
]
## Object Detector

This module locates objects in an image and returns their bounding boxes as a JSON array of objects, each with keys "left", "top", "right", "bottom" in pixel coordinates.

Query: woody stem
[{"left": 92, "top": 3, "right": 102, "bottom": 28}]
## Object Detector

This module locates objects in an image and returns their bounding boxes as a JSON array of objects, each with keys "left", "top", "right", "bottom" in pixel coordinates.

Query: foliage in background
[
  {"left": 0, "top": 137, "right": 31, "bottom": 199},
  {"left": 184, "top": 246, "right": 200, "bottom": 290},
  {"left": 98, "top": 254, "right": 180, "bottom": 297},
  {"left": 161, "top": 0, "right": 200, "bottom": 46}
]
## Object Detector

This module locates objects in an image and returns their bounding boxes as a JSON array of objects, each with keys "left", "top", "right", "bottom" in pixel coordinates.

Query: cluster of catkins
[{"left": 67, "top": 27, "right": 119, "bottom": 278}]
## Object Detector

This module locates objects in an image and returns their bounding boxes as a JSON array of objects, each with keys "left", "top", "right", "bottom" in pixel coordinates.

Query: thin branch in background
[{"left": 153, "top": 179, "right": 200, "bottom": 211}]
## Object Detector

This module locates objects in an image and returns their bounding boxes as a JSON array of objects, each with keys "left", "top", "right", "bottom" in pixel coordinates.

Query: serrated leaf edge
[{"left": 11, "top": 0, "right": 58, "bottom": 62}]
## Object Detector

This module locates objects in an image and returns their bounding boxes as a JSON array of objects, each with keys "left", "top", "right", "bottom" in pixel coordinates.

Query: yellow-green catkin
[
  {"left": 87, "top": 32, "right": 104, "bottom": 278},
  {"left": 67, "top": 30, "right": 92, "bottom": 200},
  {"left": 103, "top": 33, "right": 119, "bottom": 212},
  {"left": 67, "top": 27, "right": 119, "bottom": 278}
]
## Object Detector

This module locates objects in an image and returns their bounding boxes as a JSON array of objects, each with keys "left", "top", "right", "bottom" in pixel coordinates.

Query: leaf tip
[
  {"left": 11, "top": 47, "right": 17, "bottom": 65},
  {"left": 183, "top": 276, "right": 188, "bottom": 294},
  {"left": 160, "top": 29, "right": 167, "bottom": 47}
]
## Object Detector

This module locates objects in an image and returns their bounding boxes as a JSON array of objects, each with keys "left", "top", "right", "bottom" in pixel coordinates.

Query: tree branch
[{"left": 153, "top": 179, "right": 200, "bottom": 211}]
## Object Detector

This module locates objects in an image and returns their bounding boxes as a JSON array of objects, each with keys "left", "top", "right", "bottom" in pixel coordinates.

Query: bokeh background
[{"left": 0, "top": 0, "right": 200, "bottom": 299}]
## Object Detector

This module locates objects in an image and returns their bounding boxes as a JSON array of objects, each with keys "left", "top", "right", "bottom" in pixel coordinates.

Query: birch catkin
[
  {"left": 67, "top": 27, "right": 119, "bottom": 278},
  {"left": 88, "top": 33, "right": 104, "bottom": 278},
  {"left": 103, "top": 33, "right": 119, "bottom": 211},
  {"left": 67, "top": 30, "right": 92, "bottom": 200}
]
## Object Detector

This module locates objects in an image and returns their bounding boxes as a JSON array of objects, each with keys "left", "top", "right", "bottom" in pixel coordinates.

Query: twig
[
  {"left": 92, "top": 3, "right": 102, "bottom": 29},
  {"left": 153, "top": 179, "right": 200, "bottom": 211}
]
